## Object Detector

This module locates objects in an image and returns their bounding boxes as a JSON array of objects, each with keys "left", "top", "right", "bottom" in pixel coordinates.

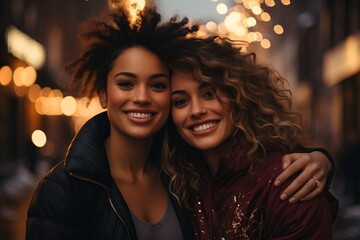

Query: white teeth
[
  {"left": 127, "top": 112, "right": 152, "bottom": 119},
  {"left": 193, "top": 122, "right": 217, "bottom": 132}
]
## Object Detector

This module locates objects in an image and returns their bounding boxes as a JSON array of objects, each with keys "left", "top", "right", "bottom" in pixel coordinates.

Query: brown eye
[
  {"left": 117, "top": 81, "right": 133, "bottom": 89},
  {"left": 204, "top": 90, "right": 215, "bottom": 99},
  {"left": 151, "top": 82, "right": 168, "bottom": 91},
  {"left": 172, "top": 98, "right": 188, "bottom": 107}
]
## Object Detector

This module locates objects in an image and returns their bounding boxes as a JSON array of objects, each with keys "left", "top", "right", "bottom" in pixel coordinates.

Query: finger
[
  {"left": 300, "top": 188, "right": 323, "bottom": 201},
  {"left": 279, "top": 171, "right": 314, "bottom": 200},
  {"left": 275, "top": 157, "right": 313, "bottom": 186},
  {"left": 287, "top": 178, "right": 319, "bottom": 203},
  {"left": 282, "top": 153, "right": 301, "bottom": 169},
  {"left": 301, "top": 177, "right": 326, "bottom": 201}
]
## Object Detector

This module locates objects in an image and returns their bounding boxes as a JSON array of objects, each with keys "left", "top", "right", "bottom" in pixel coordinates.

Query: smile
[
  {"left": 192, "top": 121, "right": 218, "bottom": 132},
  {"left": 127, "top": 112, "right": 154, "bottom": 119}
]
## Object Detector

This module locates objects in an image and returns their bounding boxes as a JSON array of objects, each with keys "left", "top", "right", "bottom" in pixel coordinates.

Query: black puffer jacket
[{"left": 26, "top": 112, "right": 193, "bottom": 240}]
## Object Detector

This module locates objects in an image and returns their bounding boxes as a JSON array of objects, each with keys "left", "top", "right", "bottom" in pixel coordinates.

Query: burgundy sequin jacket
[{"left": 192, "top": 147, "right": 338, "bottom": 240}]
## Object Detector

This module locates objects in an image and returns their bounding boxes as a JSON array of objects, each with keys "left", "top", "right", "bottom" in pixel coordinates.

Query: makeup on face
[
  {"left": 171, "top": 71, "right": 236, "bottom": 154},
  {"left": 103, "top": 46, "right": 171, "bottom": 140}
]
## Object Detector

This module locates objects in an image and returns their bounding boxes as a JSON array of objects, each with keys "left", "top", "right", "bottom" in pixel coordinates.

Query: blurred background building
[{"left": 0, "top": 0, "right": 359, "bottom": 239}]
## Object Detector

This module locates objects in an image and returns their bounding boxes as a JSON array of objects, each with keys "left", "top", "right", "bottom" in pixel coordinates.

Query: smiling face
[
  {"left": 101, "top": 46, "right": 170, "bottom": 140},
  {"left": 171, "top": 71, "right": 237, "bottom": 155}
]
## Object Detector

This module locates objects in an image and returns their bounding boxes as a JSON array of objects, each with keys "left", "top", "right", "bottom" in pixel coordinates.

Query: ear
[{"left": 99, "top": 92, "right": 107, "bottom": 109}]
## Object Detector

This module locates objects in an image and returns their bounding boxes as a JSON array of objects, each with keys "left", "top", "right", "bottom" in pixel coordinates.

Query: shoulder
[
  {"left": 27, "top": 160, "right": 104, "bottom": 224},
  {"left": 264, "top": 191, "right": 334, "bottom": 238},
  {"left": 26, "top": 160, "right": 107, "bottom": 239},
  {"left": 28, "top": 161, "right": 79, "bottom": 219},
  {"left": 259, "top": 152, "right": 335, "bottom": 238},
  {"left": 251, "top": 151, "right": 285, "bottom": 185}
]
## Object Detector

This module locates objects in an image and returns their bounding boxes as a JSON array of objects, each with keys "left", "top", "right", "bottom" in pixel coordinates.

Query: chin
[{"left": 189, "top": 142, "right": 219, "bottom": 151}]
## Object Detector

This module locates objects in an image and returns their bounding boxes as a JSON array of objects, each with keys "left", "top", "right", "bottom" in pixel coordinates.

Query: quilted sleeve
[{"left": 26, "top": 164, "right": 85, "bottom": 240}]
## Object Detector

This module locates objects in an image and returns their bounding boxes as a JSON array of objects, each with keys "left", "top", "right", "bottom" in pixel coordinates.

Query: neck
[
  {"left": 203, "top": 150, "right": 221, "bottom": 177},
  {"left": 203, "top": 140, "right": 232, "bottom": 177},
  {"left": 105, "top": 130, "right": 156, "bottom": 181}
]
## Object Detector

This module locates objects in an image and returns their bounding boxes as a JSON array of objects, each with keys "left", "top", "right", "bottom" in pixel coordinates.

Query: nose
[
  {"left": 133, "top": 86, "right": 151, "bottom": 105},
  {"left": 189, "top": 99, "right": 207, "bottom": 118}
]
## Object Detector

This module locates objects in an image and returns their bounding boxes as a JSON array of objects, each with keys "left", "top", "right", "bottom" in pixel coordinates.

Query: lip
[
  {"left": 124, "top": 110, "right": 157, "bottom": 124},
  {"left": 187, "top": 120, "right": 219, "bottom": 136}
]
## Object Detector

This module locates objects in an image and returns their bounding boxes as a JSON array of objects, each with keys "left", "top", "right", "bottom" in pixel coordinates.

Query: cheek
[
  {"left": 106, "top": 89, "right": 125, "bottom": 104},
  {"left": 171, "top": 107, "right": 184, "bottom": 128},
  {"left": 157, "top": 93, "right": 171, "bottom": 109}
]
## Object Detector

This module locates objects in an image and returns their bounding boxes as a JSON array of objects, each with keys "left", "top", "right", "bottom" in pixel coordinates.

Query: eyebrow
[
  {"left": 171, "top": 82, "right": 209, "bottom": 96},
  {"left": 114, "top": 72, "right": 169, "bottom": 80}
]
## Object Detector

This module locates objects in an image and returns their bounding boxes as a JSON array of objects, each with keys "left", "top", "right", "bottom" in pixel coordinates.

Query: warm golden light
[
  {"left": 247, "top": 32, "right": 258, "bottom": 42},
  {"left": 216, "top": 3, "right": 228, "bottom": 15},
  {"left": 49, "top": 89, "right": 63, "bottom": 98},
  {"left": 217, "top": 23, "right": 228, "bottom": 35},
  {"left": 244, "top": 17, "right": 257, "bottom": 27},
  {"left": 23, "top": 66, "right": 37, "bottom": 87},
  {"left": 274, "top": 24, "right": 284, "bottom": 34},
  {"left": 35, "top": 97, "right": 45, "bottom": 115},
  {"left": 74, "top": 97, "right": 103, "bottom": 117},
  {"left": 255, "top": 31, "right": 263, "bottom": 41},
  {"left": 13, "top": 67, "right": 26, "bottom": 86},
  {"left": 27, "top": 84, "right": 41, "bottom": 102},
  {"left": 13, "top": 85, "right": 28, "bottom": 97},
  {"left": 6, "top": 26, "right": 46, "bottom": 69},
  {"left": 281, "top": 0, "right": 291, "bottom": 5},
  {"left": 265, "top": 0, "right": 275, "bottom": 7},
  {"left": 251, "top": 6, "right": 262, "bottom": 15},
  {"left": 246, "top": 1, "right": 260, "bottom": 10},
  {"left": 61, "top": 96, "right": 77, "bottom": 116},
  {"left": 31, "top": 130, "right": 47, "bottom": 147},
  {"left": 206, "top": 21, "right": 218, "bottom": 33},
  {"left": 260, "top": 38, "right": 271, "bottom": 49},
  {"left": 128, "top": 0, "right": 146, "bottom": 26},
  {"left": 0, "top": 66, "right": 12, "bottom": 85},
  {"left": 260, "top": 12, "right": 271, "bottom": 22},
  {"left": 39, "top": 87, "right": 52, "bottom": 97}
]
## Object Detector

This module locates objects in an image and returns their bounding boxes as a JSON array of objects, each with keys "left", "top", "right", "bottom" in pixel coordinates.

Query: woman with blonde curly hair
[{"left": 165, "top": 36, "right": 338, "bottom": 239}]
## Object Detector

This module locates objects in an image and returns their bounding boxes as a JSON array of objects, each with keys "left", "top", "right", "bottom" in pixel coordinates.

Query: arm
[
  {"left": 274, "top": 148, "right": 334, "bottom": 203},
  {"left": 26, "top": 167, "right": 83, "bottom": 240}
]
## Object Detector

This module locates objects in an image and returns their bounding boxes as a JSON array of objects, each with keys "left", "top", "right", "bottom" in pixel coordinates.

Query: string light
[
  {"left": 0, "top": 66, "right": 12, "bottom": 85},
  {"left": 199, "top": 0, "right": 292, "bottom": 49},
  {"left": 274, "top": 24, "right": 284, "bottom": 34}
]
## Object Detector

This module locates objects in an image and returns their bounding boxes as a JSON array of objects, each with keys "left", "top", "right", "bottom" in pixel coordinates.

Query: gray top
[{"left": 131, "top": 198, "right": 184, "bottom": 240}]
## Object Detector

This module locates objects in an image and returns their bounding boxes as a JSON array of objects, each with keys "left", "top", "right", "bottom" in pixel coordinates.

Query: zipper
[{"left": 69, "top": 172, "right": 132, "bottom": 239}]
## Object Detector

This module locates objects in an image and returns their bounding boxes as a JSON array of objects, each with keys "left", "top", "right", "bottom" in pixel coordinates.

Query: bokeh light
[
  {"left": 61, "top": 96, "right": 77, "bottom": 116},
  {"left": 31, "top": 130, "right": 47, "bottom": 147},
  {"left": 274, "top": 24, "right": 284, "bottom": 34},
  {"left": 0, "top": 66, "right": 12, "bottom": 85},
  {"left": 216, "top": 3, "right": 228, "bottom": 15}
]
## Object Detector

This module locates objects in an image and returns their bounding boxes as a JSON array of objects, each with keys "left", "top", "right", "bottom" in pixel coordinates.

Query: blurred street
[{"left": 0, "top": 162, "right": 50, "bottom": 240}]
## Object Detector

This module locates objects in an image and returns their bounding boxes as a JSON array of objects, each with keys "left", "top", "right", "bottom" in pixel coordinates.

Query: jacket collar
[
  {"left": 64, "top": 111, "right": 194, "bottom": 238},
  {"left": 201, "top": 145, "right": 252, "bottom": 185},
  {"left": 64, "top": 111, "right": 112, "bottom": 186}
]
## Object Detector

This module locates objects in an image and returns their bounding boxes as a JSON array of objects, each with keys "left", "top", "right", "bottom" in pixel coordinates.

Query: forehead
[
  {"left": 111, "top": 46, "right": 168, "bottom": 74},
  {"left": 171, "top": 71, "right": 203, "bottom": 89}
]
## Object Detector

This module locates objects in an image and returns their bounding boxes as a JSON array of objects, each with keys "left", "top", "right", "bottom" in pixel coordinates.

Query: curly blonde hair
[{"left": 162, "top": 36, "right": 304, "bottom": 208}]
